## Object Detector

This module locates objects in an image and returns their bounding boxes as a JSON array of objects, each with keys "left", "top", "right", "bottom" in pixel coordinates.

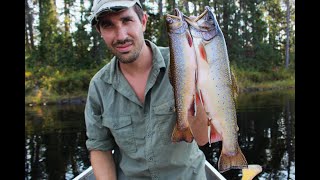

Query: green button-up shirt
[{"left": 84, "top": 40, "right": 206, "bottom": 180}]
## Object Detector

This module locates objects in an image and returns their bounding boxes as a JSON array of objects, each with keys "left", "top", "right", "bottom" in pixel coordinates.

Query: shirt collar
[{"left": 146, "top": 39, "right": 166, "bottom": 71}]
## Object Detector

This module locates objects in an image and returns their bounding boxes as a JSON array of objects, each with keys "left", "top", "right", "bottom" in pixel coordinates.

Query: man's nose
[{"left": 115, "top": 27, "right": 128, "bottom": 41}]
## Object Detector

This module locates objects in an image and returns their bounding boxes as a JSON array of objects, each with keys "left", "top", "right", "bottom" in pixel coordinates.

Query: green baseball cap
[{"left": 89, "top": 0, "right": 142, "bottom": 26}]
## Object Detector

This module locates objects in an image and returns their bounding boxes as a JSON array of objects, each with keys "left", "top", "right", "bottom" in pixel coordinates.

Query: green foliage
[
  {"left": 232, "top": 62, "right": 295, "bottom": 90},
  {"left": 25, "top": 0, "right": 295, "bottom": 102},
  {"left": 25, "top": 67, "right": 100, "bottom": 104},
  {"left": 51, "top": 70, "right": 93, "bottom": 94},
  {"left": 156, "top": 17, "right": 169, "bottom": 46}
]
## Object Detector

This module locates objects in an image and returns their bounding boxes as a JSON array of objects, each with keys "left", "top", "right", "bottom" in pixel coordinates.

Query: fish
[
  {"left": 242, "top": 164, "right": 262, "bottom": 180},
  {"left": 165, "top": 8, "right": 197, "bottom": 143},
  {"left": 184, "top": 6, "right": 248, "bottom": 172}
]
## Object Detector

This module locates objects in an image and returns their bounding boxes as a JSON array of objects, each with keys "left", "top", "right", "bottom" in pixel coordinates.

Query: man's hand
[{"left": 188, "top": 102, "right": 209, "bottom": 146}]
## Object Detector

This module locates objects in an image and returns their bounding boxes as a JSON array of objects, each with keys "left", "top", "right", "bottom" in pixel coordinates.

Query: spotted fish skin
[
  {"left": 165, "top": 8, "right": 197, "bottom": 143},
  {"left": 185, "top": 6, "right": 247, "bottom": 172}
]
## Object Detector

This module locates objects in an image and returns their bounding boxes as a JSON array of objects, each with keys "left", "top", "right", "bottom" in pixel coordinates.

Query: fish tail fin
[
  {"left": 218, "top": 146, "right": 248, "bottom": 173},
  {"left": 171, "top": 124, "right": 194, "bottom": 143},
  {"left": 241, "top": 164, "right": 262, "bottom": 180}
]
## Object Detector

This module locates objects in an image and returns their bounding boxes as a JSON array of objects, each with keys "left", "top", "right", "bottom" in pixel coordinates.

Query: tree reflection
[
  {"left": 25, "top": 105, "right": 90, "bottom": 180},
  {"left": 284, "top": 97, "right": 295, "bottom": 179},
  {"left": 25, "top": 90, "right": 294, "bottom": 180},
  {"left": 199, "top": 90, "right": 295, "bottom": 180}
]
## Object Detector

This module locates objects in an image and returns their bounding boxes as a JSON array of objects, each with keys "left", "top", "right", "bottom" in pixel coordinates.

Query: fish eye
[{"left": 166, "top": 17, "right": 174, "bottom": 24}]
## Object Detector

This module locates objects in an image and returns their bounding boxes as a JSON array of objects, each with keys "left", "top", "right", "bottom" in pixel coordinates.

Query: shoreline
[{"left": 25, "top": 86, "right": 295, "bottom": 107}]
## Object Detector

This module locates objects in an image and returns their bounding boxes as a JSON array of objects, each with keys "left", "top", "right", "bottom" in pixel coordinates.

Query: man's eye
[
  {"left": 100, "top": 22, "right": 112, "bottom": 28},
  {"left": 123, "top": 18, "right": 132, "bottom": 23},
  {"left": 102, "top": 25, "right": 111, "bottom": 28}
]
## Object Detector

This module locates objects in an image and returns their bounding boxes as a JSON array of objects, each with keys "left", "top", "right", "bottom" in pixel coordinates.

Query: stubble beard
[{"left": 109, "top": 38, "right": 144, "bottom": 64}]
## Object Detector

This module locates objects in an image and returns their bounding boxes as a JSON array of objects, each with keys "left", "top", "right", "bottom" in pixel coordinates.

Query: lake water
[{"left": 25, "top": 89, "right": 295, "bottom": 180}]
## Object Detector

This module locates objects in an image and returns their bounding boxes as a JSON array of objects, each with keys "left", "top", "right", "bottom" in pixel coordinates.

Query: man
[{"left": 84, "top": 0, "right": 209, "bottom": 179}]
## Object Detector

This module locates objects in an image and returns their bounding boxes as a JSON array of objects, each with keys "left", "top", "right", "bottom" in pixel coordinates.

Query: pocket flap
[
  {"left": 153, "top": 100, "right": 175, "bottom": 115},
  {"left": 102, "top": 116, "right": 132, "bottom": 129}
]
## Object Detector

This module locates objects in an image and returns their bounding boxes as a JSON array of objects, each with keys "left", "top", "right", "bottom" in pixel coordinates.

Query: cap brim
[{"left": 90, "top": 1, "right": 137, "bottom": 26}]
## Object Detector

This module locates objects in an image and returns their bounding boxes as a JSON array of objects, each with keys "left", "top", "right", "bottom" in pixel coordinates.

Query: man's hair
[
  {"left": 133, "top": 4, "right": 144, "bottom": 21},
  {"left": 96, "top": 4, "right": 144, "bottom": 31}
]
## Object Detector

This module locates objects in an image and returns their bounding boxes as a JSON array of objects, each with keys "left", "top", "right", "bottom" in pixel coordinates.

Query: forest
[{"left": 25, "top": 0, "right": 295, "bottom": 105}]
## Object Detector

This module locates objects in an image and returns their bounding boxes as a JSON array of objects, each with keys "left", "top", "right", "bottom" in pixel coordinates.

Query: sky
[{"left": 56, "top": 0, "right": 92, "bottom": 33}]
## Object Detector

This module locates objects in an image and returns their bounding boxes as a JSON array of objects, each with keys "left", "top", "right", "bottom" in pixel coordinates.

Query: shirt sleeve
[{"left": 84, "top": 80, "right": 115, "bottom": 151}]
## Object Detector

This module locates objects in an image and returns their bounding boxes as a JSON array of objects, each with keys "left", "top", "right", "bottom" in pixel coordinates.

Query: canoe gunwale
[{"left": 73, "top": 160, "right": 226, "bottom": 180}]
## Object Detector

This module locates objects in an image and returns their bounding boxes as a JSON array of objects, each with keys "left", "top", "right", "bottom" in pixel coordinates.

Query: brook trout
[
  {"left": 185, "top": 6, "right": 247, "bottom": 172},
  {"left": 165, "top": 8, "right": 197, "bottom": 143}
]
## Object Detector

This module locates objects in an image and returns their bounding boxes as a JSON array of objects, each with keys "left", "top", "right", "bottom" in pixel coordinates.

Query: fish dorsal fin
[{"left": 230, "top": 68, "right": 239, "bottom": 100}]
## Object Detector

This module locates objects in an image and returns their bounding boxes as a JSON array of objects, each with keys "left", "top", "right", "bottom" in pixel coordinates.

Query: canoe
[{"left": 73, "top": 160, "right": 226, "bottom": 180}]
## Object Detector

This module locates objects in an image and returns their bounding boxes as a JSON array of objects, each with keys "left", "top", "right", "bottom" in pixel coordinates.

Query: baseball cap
[{"left": 89, "top": 0, "right": 142, "bottom": 26}]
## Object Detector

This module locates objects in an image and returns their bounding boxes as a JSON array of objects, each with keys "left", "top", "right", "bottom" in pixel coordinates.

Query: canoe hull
[{"left": 73, "top": 160, "right": 226, "bottom": 180}]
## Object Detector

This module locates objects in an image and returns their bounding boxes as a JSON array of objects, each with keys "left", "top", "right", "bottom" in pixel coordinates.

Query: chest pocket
[
  {"left": 102, "top": 115, "right": 137, "bottom": 153},
  {"left": 154, "top": 99, "right": 175, "bottom": 115},
  {"left": 153, "top": 99, "right": 176, "bottom": 144}
]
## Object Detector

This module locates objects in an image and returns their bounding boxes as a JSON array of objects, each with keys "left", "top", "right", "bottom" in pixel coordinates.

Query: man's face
[{"left": 97, "top": 7, "right": 147, "bottom": 64}]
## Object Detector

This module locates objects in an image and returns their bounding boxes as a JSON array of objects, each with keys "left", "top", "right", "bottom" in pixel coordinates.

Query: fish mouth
[
  {"left": 166, "top": 14, "right": 180, "bottom": 23},
  {"left": 183, "top": 7, "right": 217, "bottom": 40},
  {"left": 173, "top": 8, "right": 182, "bottom": 17},
  {"left": 166, "top": 8, "right": 184, "bottom": 23}
]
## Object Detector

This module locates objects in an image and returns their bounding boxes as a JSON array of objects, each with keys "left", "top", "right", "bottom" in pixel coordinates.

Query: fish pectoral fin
[
  {"left": 198, "top": 42, "right": 207, "bottom": 62},
  {"left": 171, "top": 124, "right": 194, "bottom": 143},
  {"left": 209, "top": 122, "right": 222, "bottom": 143},
  {"left": 196, "top": 89, "right": 205, "bottom": 107},
  {"left": 218, "top": 146, "right": 248, "bottom": 173},
  {"left": 241, "top": 164, "right": 262, "bottom": 180}
]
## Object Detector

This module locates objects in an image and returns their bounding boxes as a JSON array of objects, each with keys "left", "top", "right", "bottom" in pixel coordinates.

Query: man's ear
[
  {"left": 142, "top": 13, "right": 148, "bottom": 32},
  {"left": 95, "top": 25, "right": 101, "bottom": 34}
]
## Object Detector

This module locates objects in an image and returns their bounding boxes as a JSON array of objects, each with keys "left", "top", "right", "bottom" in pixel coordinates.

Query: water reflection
[
  {"left": 25, "top": 89, "right": 295, "bottom": 180},
  {"left": 25, "top": 105, "right": 90, "bottom": 180},
  {"left": 200, "top": 89, "right": 295, "bottom": 179}
]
